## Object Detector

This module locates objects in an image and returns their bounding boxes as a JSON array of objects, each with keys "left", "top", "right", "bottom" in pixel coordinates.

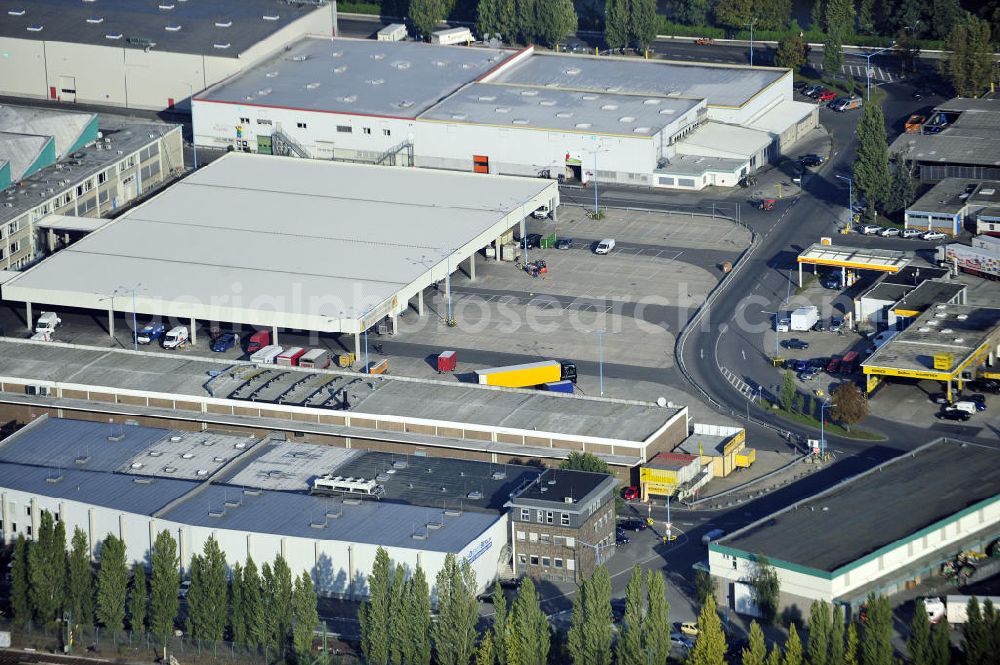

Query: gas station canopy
[{"left": 796, "top": 243, "right": 912, "bottom": 287}]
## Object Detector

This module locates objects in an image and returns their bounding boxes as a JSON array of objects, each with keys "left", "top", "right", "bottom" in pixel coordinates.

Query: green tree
[
  {"left": 66, "top": 527, "right": 94, "bottom": 627},
  {"left": 410, "top": 0, "right": 450, "bottom": 40},
  {"left": 616, "top": 567, "right": 645, "bottom": 665},
  {"left": 853, "top": 101, "right": 891, "bottom": 222},
  {"left": 886, "top": 155, "right": 916, "bottom": 216},
  {"left": 492, "top": 582, "right": 508, "bottom": 665},
  {"left": 825, "top": 0, "right": 855, "bottom": 38},
  {"left": 844, "top": 622, "right": 859, "bottom": 665},
  {"left": 857, "top": 0, "right": 875, "bottom": 34},
  {"left": 811, "top": 0, "right": 826, "bottom": 31},
  {"left": 629, "top": 0, "right": 658, "bottom": 49},
  {"left": 932, "top": 0, "right": 964, "bottom": 39},
  {"left": 742, "top": 621, "right": 767, "bottom": 665},
  {"left": 928, "top": 619, "right": 951, "bottom": 665},
  {"left": 766, "top": 645, "right": 783, "bottom": 665},
  {"left": 292, "top": 571, "right": 319, "bottom": 665},
  {"left": 28, "top": 511, "right": 65, "bottom": 624},
  {"left": 644, "top": 569, "right": 670, "bottom": 665},
  {"left": 983, "top": 599, "right": 998, "bottom": 659},
  {"left": 10, "top": 535, "right": 31, "bottom": 628},
  {"left": 432, "top": 553, "right": 479, "bottom": 665},
  {"left": 476, "top": 632, "right": 496, "bottom": 665},
  {"left": 271, "top": 554, "right": 295, "bottom": 656},
  {"left": 775, "top": 34, "right": 808, "bottom": 72},
  {"left": 187, "top": 536, "right": 228, "bottom": 643},
  {"left": 128, "top": 562, "right": 147, "bottom": 633},
  {"left": 560, "top": 452, "right": 610, "bottom": 474},
  {"left": 510, "top": 577, "right": 550, "bottom": 665},
  {"left": 96, "top": 534, "right": 128, "bottom": 634},
  {"left": 750, "top": 556, "right": 780, "bottom": 625},
  {"left": 829, "top": 606, "right": 845, "bottom": 665},
  {"left": 808, "top": 600, "right": 832, "bottom": 665},
  {"left": 567, "top": 566, "right": 614, "bottom": 665},
  {"left": 943, "top": 14, "right": 996, "bottom": 97},
  {"left": 713, "top": 0, "right": 752, "bottom": 31},
  {"left": 894, "top": 30, "right": 922, "bottom": 75},
  {"left": 243, "top": 557, "right": 267, "bottom": 651},
  {"left": 406, "top": 565, "right": 433, "bottom": 665},
  {"left": 780, "top": 370, "right": 797, "bottom": 412},
  {"left": 229, "top": 562, "right": 247, "bottom": 646},
  {"left": 670, "top": 0, "right": 709, "bottom": 25},
  {"left": 963, "top": 596, "right": 988, "bottom": 665},
  {"left": 476, "top": 0, "right": 516, "bottom": 43},
  {"left": 148, "top": 529, "right": 180, "bottom": 644},
  {"left": 534, "top": 0, "right": 578, "bottom": 47},
  {"left": 695, "top": 570, "right": 715, "bottom": 607},
  {"left": 360, "top": 548, "right": 391, "bottom": 665},
  {"left": 261, "top": 562, "right": 278, "bottom": 654},
  {"left": 907, "top": 597, "right": 931, "bottom": 665},
  {"left": 822, "top": 32, "right": 844, "bottom": 78},
  {"left": 388, "top": 564, "right": 407, "bottom": 665},
  {"left": 604, "top": 0, "right": 629, "bottom": 49},
  {"left": 830, "top": 380, "right": 869, "bottom": 430},
  {"left": 860, "top": 595, "right": 892, "bottom": 665},
  {"left": 784, "top": 624, "right": 803, "bottom": 665},
  {"left": 688, "top": 593, "right": 727, "bottom": 665}
]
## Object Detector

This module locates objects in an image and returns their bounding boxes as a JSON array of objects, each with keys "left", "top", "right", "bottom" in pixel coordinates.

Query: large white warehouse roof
[{"left": 1, "top": 153, "right": 557, "bottom": 334}]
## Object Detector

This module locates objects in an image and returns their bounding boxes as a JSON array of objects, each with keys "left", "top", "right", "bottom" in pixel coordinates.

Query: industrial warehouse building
[
  {"left": 709, "top": 439, "right": 1000, "bottom": 617},
  {"left": 0, "top": 0, "right": 337, "bottom": 110},
  {"left": 191, "top": 37, "right": 818, "bottom": 190},
  {"left": 0, "top": 152, "right": 558, "bottom": 347},
  {"left": 0, "top": 415, "right": 618, "bottom": 594},
  {"left": 0, "top": 338, "right": 690, "bottom": 480},
  {"left": 1, "top": 108, "right": 184, "bottom": 271}
]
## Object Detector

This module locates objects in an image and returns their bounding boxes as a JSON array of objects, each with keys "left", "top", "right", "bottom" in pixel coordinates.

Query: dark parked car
[
  {"left": 793, "top": 359, "right": 810, "bottom": 373},
  {"left": 971, "top": 379, "right": 1000, "bottom": 393},
  {"left": 937, "top": 409, "right": 971, "bottom": 422},
  {"left": 523, "top": 233, "right": 543, "bottom": 248},
  {"left": 809, "top": 357, "right": 828, "bottom": 369},
  {"left": 782, "top": 338, "right": 809, "bottom": 350},
  {"left": 799, "top": 154, "right": 824, "bottom": 168},
  {"left": 912, "top": 88, "right": 932, "bottom": 100},
  {"left": 556, "top": 238, "right": 573, "bottom": 250},
  {"left": 799, "top": 368, "right": 819, "bottom": 381},
  {"left": 813, "top": 320, "right": 826, "bottom": 332},
  {"left": 210, "top": 332, "right": 240, "bottom": 353},
  {"left": 619, "top": 518, "right": 647, "bottom": 532}
]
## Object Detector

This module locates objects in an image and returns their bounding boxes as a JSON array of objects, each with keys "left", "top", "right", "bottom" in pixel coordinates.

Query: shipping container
[
  {"left": 475, "top": 360, "right": 576, "bottom": 388},
  {"left": 431, "top": 27, "right": 473, "bottom": 45},
  {"left": 250, "top": 345, "right": 283, "bottom": 364},
  {"left": 543, "top": 380, "right": 574, "bottom": 394},
  {"left": 376, "top": 23, "right": 407, "bottom": 41},
  {"left": 437, "top": 350, "right": 457, "bottom": 373},
  {"left": 276, "top": 347, "right": 307, "bottom": 367},
  {"left": 299, "top": 348, "right": 330, "bottom": 369}
]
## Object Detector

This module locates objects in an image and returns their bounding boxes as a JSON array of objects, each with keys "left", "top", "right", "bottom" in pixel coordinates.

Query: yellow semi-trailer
[{"left": 475, "top": 360, "right": 577, "bottom": 388}]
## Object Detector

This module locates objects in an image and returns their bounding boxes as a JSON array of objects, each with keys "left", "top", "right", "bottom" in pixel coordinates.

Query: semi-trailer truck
[
  {"left": 789, "top": 306, "right": 819, "bottom": 331},
  {"left": 475, "top": 360, "right": 577, "bottom": 388}
]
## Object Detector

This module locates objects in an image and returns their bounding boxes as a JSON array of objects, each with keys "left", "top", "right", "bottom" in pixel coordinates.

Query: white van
[
  {"left": 35, "top": 312, "right": 61, "bottom": 334},
  {"left": 595, "top": 238, "right": 616, "bottom": 255},
  {"left": 163, "top": 326, "right": 189, "bottom": 349},
  {"left": 531, "top": 205, "right": 551, "bottom": 219},
  {"left": 950, "top": 401, "right": 978, "bottom": 415}
]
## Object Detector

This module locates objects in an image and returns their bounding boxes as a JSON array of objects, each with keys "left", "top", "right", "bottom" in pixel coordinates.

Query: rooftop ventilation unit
[
  {"left": 106, "top": 33, "right": 123, "bottom": 40},
  {"left": 46, "top": 474, "right": 64, "bottom": 484},
  {"left": 26, "top": 25, "right": 43, "bottom": 32},
  {"left": 265, "top": 71, "right": 279, "bottom": 78},
  {"left": 208, "top": 507, "right": 226, "bottom": 517},
  {"left": 291, "top": 54, "right": 307, "bottom": 61},
  {"left": 213, "top": 43, "right": 230, "bottom": 49},
  {"left": 563, "top": 496, "right": 574, "bottom": 503},
  {"left": 164, "top": 24, "right": 182, "bottom": 32},
  {"left": 520, "top": 90, "right": 538, "bottom": 97},
  {"left": 575, "top": 122, "right": 592, "bottom": 129},
  {"left": 75, "top": 456, "right": 90, "bottom": 465},
  {"left": 133, "top": 477, "right": 153, "bottom": 485},
  {"left": 262, "top": 13, "right": 280, "bottom": 21},
  {"left": 170, "top": 435, "right": 183, "bottom": 442},
  {"left": 512, "top": 119, "right": 529, "bottom": 125},
  {"left": 131, "top": 462, "right": 144, "bottom": 469},
  {"left": 86, "top": 16, "right": 104, "bottom": 24},
  {"left": 162, "top": 466, "right": 177, "bottom": 473},
  {"left": 618, "top": 115, "right": 636, "bottom": 122},
  {"left": 981, "top": 189, "right": 996, "bottom": 196},
  {"left": 956, "top": 314, "right": 969, "bottom": 320},
  {"left": 467, "top": 490, "right": 483, "bottom": 499},
  {"left": 306, "top": 82, "right": 321, "bottom": 89},
  {"left": 601, "top": 104, "right": 619, "bottom": 111},
  {"left": 196, "top": 469, "right": 209, "bottom": 477},
  {"left": 159, "top": 3, "right": 175, "bottom": 9},
  {"left": 8, "top": 8, "right": 26, "bottom": 16},
  {"left": 181, "top": 452, "right": 194, "bottom": 459},
  {"left": 556, "top": 111, "right": 573, "bottom": 118},
  {"left": 564, "top": 68, "right": 581, "bottom": 75},
  {"left": 215, "top": 20, "right": 233, "bottom": 27},
  {"left": 539, "top": 99, "right": 557, "bottom": 106}
]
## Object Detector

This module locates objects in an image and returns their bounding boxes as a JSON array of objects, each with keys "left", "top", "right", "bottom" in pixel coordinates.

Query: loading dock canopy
[
  {"left": 797, "top": 243, "right": 912, "bottom": 273},
  {"left": 0, "top": 153, "right": 557, "bottom": 334}
]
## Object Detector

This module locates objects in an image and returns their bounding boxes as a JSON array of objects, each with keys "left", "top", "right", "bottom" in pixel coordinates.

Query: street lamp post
[
  {"left": 596, "top": 329, "right": 606, "bottom": 397},
  {"left": 747, "top": 19, "right": 758, "bottom": 67},
  {"left": 851, "top": 44, "right": 894, "bottom": 100},
  {"left": 762, "top": 309, "right": 781, "bottom": 363},
  {"left": 119, "top": 283, "right": 142, "bottom": 352},
  {"left": 835, "top": 174, "right": 853, "bottom": 217}
]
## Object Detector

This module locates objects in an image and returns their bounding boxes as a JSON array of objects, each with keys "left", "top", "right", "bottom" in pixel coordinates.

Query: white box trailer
[
  {"left": 299, "top": 348, "right": 331, "bottom": 369},
  {"left": 790, "top": 306, "right": 819, "bottom": 331},
  {"left": 377, "top": 23, "right": 407, "bottom": 41},
  {"left": 250, "top": 345, "right": 283, "bottom": 364},
  {"left": 431, "top": 27, "right": 473, "bottom": 45}
]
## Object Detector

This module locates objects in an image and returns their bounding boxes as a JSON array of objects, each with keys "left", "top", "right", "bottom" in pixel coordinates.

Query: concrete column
[
  {"left": 47, "top": 229, "right": 56, "bottom": 253},
  {"left": 25, "top": 302, "right": 32, "bottom": 331},
  {"left": 551, "top": 201, "right": 559, "bottom": 223},
  {"left": 1, "top": 492, "right": 7, "bottom": 545},
  {"left": 348, "top": 545, "right": 355, "bottom": 599},
  {"left": 108, "top": 307, "right": 115, "bottom": 340},
  {"left": 30, "top": 498, "right": 39, "bottom": 540},
  {"left": 495, "top": 236, "right": 502, "bottom": 261},
  {"left": 390, "top": 313, "right": 398, "bottom": 334},
  {"left": 798, "top": 262, "right": 803, "bottom": 288},
  {"left": 417, "top": 290, "right": 424, "bottom": 316},
  {"left": 272, "top": 325, "right": 279, "bottom": 346},
  {"left": 468, "top": 252, "right": 476, "bottom": 281},
  {"left": 189, "top": 318, "right": 197, "bottom": 345},
  {"left": 353, "top": 332, "right": 361, "bottom": 356}
]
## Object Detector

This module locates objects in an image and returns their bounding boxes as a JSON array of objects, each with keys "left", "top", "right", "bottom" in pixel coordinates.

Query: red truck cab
[{"left": 246, "top": 330, "right": 271, "bottom": 354}]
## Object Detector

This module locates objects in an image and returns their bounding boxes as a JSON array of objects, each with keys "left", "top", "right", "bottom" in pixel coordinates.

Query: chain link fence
[{"left": 2, "top": 620, "right": 361, "bottom": 665}]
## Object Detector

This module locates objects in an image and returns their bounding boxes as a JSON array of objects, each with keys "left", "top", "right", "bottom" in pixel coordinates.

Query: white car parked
[
  {"left": 901, "top": 228, "right": 923, "bottom": 239},
  {"left": 880, "top": 227, "right": 900, "bottom": 237},
  {"left": 922, "top": 231, "right": 947, "bottom": 241},
  {"left": 860, "top": 224, "right": 881, "bottom": 235},
  {"left": 595, "top": 238, "right": 616, "bottom": 255}
]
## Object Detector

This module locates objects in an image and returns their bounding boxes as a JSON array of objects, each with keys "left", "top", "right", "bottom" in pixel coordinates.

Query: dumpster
[
  {"left": 540, "top": 233, "right": 557, "bottom": 249},
  {"left": 337, "top": 353, "right": 356, "bottom": 368},
  {"left": 366, "top": 359, "right": 389, "bottom": 375},
  {"left": 438, "top": 350, "right": 457, "bottom": 373}
]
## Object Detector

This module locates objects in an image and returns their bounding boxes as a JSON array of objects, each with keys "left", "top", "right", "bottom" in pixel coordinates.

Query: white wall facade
[
  {"left": 707, "top": 71, "right": 794, "bottom": 126},
  {"left": 0, "top": 6, "right": 334, "bottom": 110},
  {"left": 0, "top": 486, "right": 510, "bottom": 597}
]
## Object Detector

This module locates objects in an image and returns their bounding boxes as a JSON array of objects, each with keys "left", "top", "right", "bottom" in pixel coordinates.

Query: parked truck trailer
[
  {"left": 922, "top": 596, "right": 1000, "bottom": 625},
  {"left": 789, "top": 306, "right": 819, "bottom": 331},
  {"left": 937, "top": 240, "right": 1000, "bottom": 280},
  {"left": 475, "top": 360, "right": 577, "bottom": 388}
]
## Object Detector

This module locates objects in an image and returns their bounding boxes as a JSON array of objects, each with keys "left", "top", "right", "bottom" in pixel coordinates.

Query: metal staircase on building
[
  {"left": 271, "top": 129, "right": 310, "bottom": 159},
  {"left": 373, "top": 140, "right": 414, "bottom": 167}
]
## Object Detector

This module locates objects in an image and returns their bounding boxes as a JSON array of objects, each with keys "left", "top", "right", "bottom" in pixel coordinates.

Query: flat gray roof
[
  {"left": 422, "top": 83, "right": 700, "bottom": 136},
  {"left": 1, "top": 117, "right": 180, "bottom": 225},
  {"left": 487, "top": 52, "right": 785, "bottom": 108},
  {"left": 0, "top": 105, "right": 96, "bottom": 160},
  {"left": 714, "top": 439, "right": 1000, "bottom": 573},
  {"left": 935, "top": 98, "right": 1000, "bottom": 114},
  {"left": 657, "top": 154, "right": 746, "bottom": 177},
  {"left": 908, "top": 177, "right": 978, "bottom": 215},
  {"left": 200, "top": 36, "right": 513, "bottom": 117},
  {"left": 861, "top": 282, "right": 913, "bottom": 303},
  {"left": 0, "top": 339, "right": 680, "bottom": 445},
  {"left": 893, "top": 280, "right": 966, "bottom": 314},
  {"left": 863, "top": 303, "right": 1000, "bottom": 375},
  {"left": 1, "top": 152, "right": 556, "bottom": 334},
  {"left": 0, "top": 0, "right": 322, "bottom": 57},
  {"left": 891, "top": 101, "right": 1000, "bottom": 166}
]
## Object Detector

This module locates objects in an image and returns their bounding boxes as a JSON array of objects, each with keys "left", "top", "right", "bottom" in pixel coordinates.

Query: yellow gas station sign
[{"left": 933, "top": 353, "right": 954, "bottom": 371}]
